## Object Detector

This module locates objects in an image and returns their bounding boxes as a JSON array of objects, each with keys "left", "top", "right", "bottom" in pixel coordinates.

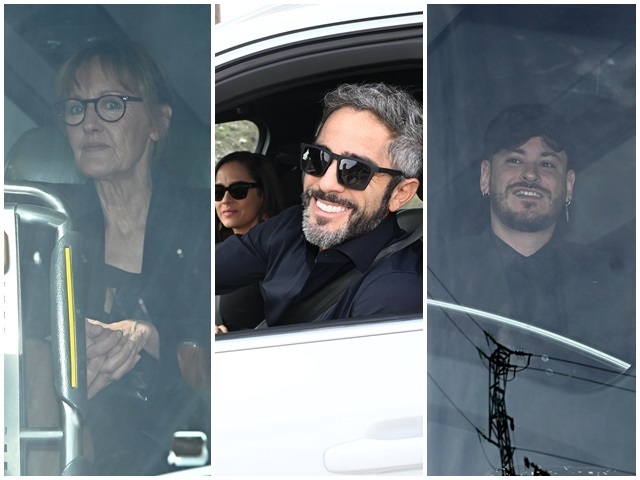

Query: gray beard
[{"left": 301, "top": 183, "right": 396, "bottom": 249}]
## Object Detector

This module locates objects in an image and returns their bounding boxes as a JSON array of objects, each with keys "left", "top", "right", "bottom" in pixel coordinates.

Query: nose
[
  {"left": 520, "top": 163, "right": 540, "bottom": 182},
  {"left": 219, "top": 190, "right": 235, "bottom": 204},
  {"left": 82, "top": 103, "right": 103, "bottom": 132},
  {"left": 316, "top": 159, "right": 345, "bottom": 193}
]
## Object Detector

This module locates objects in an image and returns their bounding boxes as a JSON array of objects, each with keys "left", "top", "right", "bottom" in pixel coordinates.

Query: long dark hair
[{"left": 215, "top": 152, "right": 284, "bottom": 243}]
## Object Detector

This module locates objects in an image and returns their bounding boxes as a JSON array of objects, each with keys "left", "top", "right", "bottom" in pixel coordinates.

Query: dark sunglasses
[
  {"left": 215, "top": 182, "right": 261, "bottom": 201},
  {"left": 300, "top": 143, "right": 404, "bottom": 191}
]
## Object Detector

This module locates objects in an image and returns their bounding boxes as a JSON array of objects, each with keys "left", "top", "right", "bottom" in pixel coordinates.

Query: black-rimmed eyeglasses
[
  {"left": 215, "top": 182, "right": 261, "bottom": 201},
  {"left": 55, "top": 95, "right": 143, "bottom": 126}
]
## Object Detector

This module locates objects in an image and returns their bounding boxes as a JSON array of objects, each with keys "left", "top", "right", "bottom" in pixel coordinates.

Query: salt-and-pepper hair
[{"left": 316, "top": 83, "right": 422, "bottom": 179}]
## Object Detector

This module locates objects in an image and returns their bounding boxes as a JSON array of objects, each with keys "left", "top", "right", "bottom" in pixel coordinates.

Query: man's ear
[
  {"left": 389, "top": 178, "right": 420, "bottom": 212},
  {"left": 151, "top": 104, "right": 173, "bottom": 141},
  {"left": 480, "top": 159, "right": 491, "bottom": 195}
]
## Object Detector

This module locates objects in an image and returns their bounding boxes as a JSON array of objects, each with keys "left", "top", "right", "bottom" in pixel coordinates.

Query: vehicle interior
[
  {"left": 4, "top": 5, "right": 211, "bottom": 475},
  {"left": 427, "top": 4, "right": 635, "bottom": 269},
  {"left": 6, "top": 4, "right": 211, "bottom": 188},
  {"left": 215, "top": 10, "right": 424, "bottom": 334}
]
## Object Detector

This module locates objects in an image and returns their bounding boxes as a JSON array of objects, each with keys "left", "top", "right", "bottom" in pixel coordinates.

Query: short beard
[
  {"left": 302, "top": 179, "right": 400, "bottom": 249},
  {"left": 490, "top": 182, "right": 564, "bottom": 233}
]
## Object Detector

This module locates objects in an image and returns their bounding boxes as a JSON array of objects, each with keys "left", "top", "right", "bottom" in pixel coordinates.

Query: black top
[
  {"left": 216, "top": 205, "right": 423, "bottom": 326},
  {"left": 429, "top": 227, "right": 635, "bottom": 361},
  {"left": 494, "top": 232, "right": 567, "bottom": 334},
  {"left": 57, "top": 170, "right": 211, "bottom": 474}
]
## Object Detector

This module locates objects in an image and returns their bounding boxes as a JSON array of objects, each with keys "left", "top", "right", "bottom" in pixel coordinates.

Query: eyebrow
[
  {"left": 510, "top": 148, "right": 562, "bottom": 161},
  {"left": 68, "top": 90, "right": 131, "bottom": 99}
]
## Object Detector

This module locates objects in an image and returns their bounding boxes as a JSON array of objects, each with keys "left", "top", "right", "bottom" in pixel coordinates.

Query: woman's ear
[
  {"left": 151, "top": 104, "right": 172, "bottom": 141},
  {"left": 389, "top": 178, "right": 420, "bottom": 212}
]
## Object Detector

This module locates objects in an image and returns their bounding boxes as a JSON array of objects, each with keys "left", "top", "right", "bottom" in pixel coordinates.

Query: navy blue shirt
[{"left": 216, "top": 205, "right": 422, "bottom": 326}]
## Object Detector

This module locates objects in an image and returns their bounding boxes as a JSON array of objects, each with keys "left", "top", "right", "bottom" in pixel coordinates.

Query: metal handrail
[
  {"left": 4, "top": 183, "right": 86, "bottom": 474},
  {"left": 5, "top": 182, "right": 74, "bottom": 230}
]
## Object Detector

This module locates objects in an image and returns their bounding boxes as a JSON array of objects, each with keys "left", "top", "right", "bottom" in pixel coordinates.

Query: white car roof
[{"left": 215, "top": 4, "right": 423, "bottom": 65}]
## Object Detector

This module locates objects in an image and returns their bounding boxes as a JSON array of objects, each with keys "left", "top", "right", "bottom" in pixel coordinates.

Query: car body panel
[
  {"left": 214, "top": 319, "right": 423, "bottom": 475},
  {"left": 215, "top": 4, "right": 422, "bottom": 58}
]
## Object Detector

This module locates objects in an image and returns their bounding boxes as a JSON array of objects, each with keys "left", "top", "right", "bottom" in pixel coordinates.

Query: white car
[{"left": 214, "top": 5, "right": 424, "bottom": 476}]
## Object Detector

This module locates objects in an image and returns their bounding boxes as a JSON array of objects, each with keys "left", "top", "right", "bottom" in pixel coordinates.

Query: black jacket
[{"left": 58, "top": 170, "right": 211, "bottom": 474}]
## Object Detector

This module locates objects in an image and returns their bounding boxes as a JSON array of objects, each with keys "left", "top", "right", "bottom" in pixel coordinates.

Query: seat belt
[{"left": 277, "top": 224, "right": 423, "bottom": 326}]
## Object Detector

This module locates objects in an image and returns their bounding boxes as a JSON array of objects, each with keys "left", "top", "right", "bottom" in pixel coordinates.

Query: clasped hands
[{"left": 85, "top": 318, "right": 160, "bottom": 399}]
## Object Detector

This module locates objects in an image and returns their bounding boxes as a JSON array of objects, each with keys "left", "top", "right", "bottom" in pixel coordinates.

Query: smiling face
[
  {"left": 215, "top": 161, "right": 264, "bottom": 235},
  {"left": 302, "top": 107, "right": 407, "bottom": 249},
  {"left": 64, "top": 59, "right": 161, "bottom": 183},
  {"left": 481, "top": 136, "right": 575, "bottom": 234}
]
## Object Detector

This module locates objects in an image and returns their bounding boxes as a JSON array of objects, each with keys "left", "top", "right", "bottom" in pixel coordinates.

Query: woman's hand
[
  {"left": 215, "top": 325, "right": 228, "bottom": 335},
  {"left": 85, "top": 318, "right": 160, "bottom": 398}
]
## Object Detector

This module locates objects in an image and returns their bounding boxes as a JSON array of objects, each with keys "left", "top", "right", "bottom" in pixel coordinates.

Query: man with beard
[
  {"left": 429, "top": 103, "right": 633, "bottom": 360},
  {"left": 215, "top": 83, "right": 422, "bottom": 329}
]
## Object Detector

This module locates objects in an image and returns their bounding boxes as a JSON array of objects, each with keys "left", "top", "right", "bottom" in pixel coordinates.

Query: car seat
[
  {"left": 5, "top": 125, "right": 85, "bottom": 184},
  {"left": 397, "top": 205, "right": 423, "bottom": 234},
  {"left": 274, "top": 144, "right": 304, "bottom": 208}
]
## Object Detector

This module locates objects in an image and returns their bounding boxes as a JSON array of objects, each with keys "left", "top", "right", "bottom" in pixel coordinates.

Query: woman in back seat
[{"left": 215, "top": 151, "right": 283, "bottom": 332}]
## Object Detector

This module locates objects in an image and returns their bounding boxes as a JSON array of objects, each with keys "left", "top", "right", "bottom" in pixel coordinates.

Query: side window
[
  {"left": 427, "top": 5, "right": 634, "bottom": 476},
  {"left": 215, "top": 120, "right": 260, "bottom": 161}
]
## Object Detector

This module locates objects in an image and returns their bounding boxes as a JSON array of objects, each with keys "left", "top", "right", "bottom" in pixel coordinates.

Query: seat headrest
[
  {"left": 397, "top": 206, "right": 423, "bottom": 234},
  {"left": 5, "top": 125, "right": 86, "bottom": 184}
]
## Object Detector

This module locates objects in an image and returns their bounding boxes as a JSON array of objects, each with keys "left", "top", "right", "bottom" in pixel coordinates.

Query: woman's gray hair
[{"left": 316, "top": 83, "right": 422, "bottom": 178}]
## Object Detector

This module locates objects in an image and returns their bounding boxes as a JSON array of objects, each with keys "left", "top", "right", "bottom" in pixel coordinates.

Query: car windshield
[
  {"left": 5, "top": 5, "right": 211, "bottom": 476},
  {"left": 427, "top": 4, "right": 635, "bottom": 475}
]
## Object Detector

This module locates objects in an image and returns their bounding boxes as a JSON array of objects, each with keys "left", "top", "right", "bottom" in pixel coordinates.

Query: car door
[{"left": 214, "top": 317, "right": 423, "bottom": 475}]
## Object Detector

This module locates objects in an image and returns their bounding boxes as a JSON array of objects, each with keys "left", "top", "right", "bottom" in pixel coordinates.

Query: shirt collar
[
  {"left": 310, "top": 212, "right": 405, "bottom": 272},
  {"left": 488, "top": 226, "right": 561, "bottom": 263}
]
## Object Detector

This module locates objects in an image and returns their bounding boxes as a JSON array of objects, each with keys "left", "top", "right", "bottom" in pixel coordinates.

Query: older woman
[{"left": 52, "top": 39, "right": 210, "bottom": 474}]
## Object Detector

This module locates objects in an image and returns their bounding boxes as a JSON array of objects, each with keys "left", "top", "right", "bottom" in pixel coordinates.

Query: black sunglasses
[
  {"left": 300, "top": 143, "right": 404, "bottom": 191},
  {"left": 215, "top": 182, "right": 261, "bottom": 201}
]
